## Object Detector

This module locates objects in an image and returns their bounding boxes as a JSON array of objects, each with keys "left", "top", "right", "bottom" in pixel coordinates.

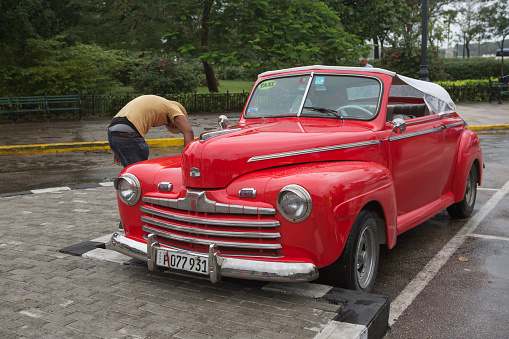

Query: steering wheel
[{"left": 336, "top": 105, "right": 373, "bottom": 118}]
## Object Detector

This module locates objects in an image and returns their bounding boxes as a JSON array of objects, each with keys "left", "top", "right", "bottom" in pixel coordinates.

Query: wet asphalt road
[
  {"left": 1, "top": 133, "right": 508, "bottom": 338},
  {"left": 0, "top": 147, "right": 184, "bottom": 195}
]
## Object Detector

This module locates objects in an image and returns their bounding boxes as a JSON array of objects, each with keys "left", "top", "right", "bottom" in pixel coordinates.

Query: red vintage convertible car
[{"left": 111, "top": 65, "right": 483, "bottom": 292}]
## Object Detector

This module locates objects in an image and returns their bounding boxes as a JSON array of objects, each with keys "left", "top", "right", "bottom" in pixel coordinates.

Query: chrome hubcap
[
  {"left": 465, "top": 169, "right": 475, "bottom": 207},
  {"left": 355, "top": 220, "right": 376, "bottom": 289}
]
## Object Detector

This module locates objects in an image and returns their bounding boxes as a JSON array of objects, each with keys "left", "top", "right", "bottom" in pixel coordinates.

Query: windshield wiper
[{"left": 302, "top": 106, "right": 344, "bottom": 121}]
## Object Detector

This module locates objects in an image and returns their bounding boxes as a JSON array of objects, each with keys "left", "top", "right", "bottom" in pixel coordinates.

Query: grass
[
  {"left": 110, "top": 80, "right": 255, "bottom": 95},
  {"left": 196, "top": 80, "right": 255, "bottom": 94}
]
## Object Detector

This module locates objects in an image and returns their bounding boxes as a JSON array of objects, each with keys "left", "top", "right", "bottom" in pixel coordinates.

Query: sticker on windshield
[
  {"left": 314, "top": 77, "right": 325, "bottom": 85},
  {"left": 258, "top": 81, "right": 277, "bottom": 90},
  {"left": 246, "top": 105, "right": 259, "bottom": 116}
]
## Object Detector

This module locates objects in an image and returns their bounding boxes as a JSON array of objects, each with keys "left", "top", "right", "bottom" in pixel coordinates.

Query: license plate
[{"left": 156, "top": 250, "right": 209, "bottom": 275}]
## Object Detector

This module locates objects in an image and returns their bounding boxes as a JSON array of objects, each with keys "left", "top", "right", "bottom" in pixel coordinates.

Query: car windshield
[{"left": 245, "top": 74, "right": 382, "bottom": 120}]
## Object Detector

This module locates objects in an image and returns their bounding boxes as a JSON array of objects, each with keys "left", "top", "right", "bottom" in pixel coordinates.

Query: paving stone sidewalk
[{"left": 0, "top": 186, "right": 341, "bottom": 338}]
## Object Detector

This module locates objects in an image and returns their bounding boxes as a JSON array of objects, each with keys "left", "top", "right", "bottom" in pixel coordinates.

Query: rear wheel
[
  {"left": 447, "top": 164, "right": 478, "bottom": 218},
  {"left": 330, "top": 210, "right": 380, "bottom": 292}
]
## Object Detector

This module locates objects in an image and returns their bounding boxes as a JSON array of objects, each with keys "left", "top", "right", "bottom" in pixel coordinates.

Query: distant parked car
[
  {"left": 111, "top": 65, "right": 483, "bottom": 292},
  {"left": 495, "top": 48, "right": 509, "bottom": 57}
]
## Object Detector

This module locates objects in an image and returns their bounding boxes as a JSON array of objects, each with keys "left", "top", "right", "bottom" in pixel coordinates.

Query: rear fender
[{"left": 451, "top": 129, "right": 483, "bottom": 203}]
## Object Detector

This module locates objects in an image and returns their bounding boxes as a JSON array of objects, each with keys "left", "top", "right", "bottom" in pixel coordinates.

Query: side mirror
[
  {"left": 391, "top": 118, "right": 406, "bottom": 133},
  {"left": 389, "top": 118, "right": 406, "bottom": 139},
  {"left": 218, "top": 115, "right": 229, "bottom": 130}
]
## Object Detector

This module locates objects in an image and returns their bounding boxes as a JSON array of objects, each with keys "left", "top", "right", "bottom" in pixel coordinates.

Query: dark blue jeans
[{"left": 108, "top": 134, "right": 149, "bottom": 168}]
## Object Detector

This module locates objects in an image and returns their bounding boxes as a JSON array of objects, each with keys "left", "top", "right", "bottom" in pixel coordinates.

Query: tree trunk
[
  {"left": 373, "top": 37, "right": 379, "bottom": 59},
  {"left": 202, "top": 61, "right": 218, "bottom": 93},
  {"left": 201, "top": 0, "right": 219, "bottom": 92}
]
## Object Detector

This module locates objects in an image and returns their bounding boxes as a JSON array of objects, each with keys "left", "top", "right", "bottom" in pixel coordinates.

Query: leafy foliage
[
  {"left": 479, "top": 0, "right": 509, "bottom": 76},
  {"left": 381, "top": 46, "right": 442, "bottom": 79},
  {"left": 131, "top": 54, "right": 199, "bottom": 94},
  {"left": 164, "top": 0, "right": 369, "bottom": 82},
  {"left": 0, "top": 38, "right": 134, "bottom": 95},
  {"left": 438, "top": 58, "right": 509, "bottom": 80}
]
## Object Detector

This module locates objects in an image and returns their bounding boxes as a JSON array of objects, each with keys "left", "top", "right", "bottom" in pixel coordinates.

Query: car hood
[{"left": 181, "top": 119, "right": 380, "bottom": 188}]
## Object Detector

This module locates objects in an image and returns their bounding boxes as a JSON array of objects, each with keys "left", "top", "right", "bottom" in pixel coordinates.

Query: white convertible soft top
[
  {"left": 392, "top": 74, "right": 456, "bottom": 114},
  {"left": 258, "top": 65, "right": 456, "bottom": 114}
]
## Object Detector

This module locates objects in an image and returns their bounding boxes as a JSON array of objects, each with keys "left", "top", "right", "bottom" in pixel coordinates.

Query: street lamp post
[{"left": 418, "top": 0, "right": 429, "bottom": 81}]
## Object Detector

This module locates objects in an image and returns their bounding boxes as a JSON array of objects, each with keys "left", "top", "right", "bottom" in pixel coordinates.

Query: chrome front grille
[{"left": 140, "top": 191, "right": 281, "bottom": 256}]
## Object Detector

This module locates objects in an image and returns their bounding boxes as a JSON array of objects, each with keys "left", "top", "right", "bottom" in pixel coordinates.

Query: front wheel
[
  {"left": 330, "top": 210, "right": 380, "bottom": 292},
  {"left": 447, "top": 164, "right": 478, "bottom": 218}
]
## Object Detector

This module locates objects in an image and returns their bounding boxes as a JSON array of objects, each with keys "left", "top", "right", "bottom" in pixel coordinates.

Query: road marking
[
  {"left": 31, "top": 186, "right": 71, "bottom": 194},
  {"left": 389, "top": 179, "right": 509, "bottom": 326},
  {"left": 468, "top": 233, "right": 509, "bottom": 242},
  {"left": 478, "top": 187, "right": 500, "bottom": 192}
]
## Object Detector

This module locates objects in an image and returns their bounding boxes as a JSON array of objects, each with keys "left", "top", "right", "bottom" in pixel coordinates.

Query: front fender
[
  {"left": 248, "top": 161, "right": 397, "bottom": 267},
  {"left": 451, "top": 129, "right": 483, "bottom": 203}
]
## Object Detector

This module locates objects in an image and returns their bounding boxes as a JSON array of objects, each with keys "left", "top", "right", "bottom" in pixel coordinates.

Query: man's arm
[{"left": 173, "top": 115, "right": 194, "bottom": 147}]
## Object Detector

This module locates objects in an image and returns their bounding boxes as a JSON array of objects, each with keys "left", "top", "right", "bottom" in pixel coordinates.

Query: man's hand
[{"left": 113, "top": 154, "right": 122, "bottom": 166}]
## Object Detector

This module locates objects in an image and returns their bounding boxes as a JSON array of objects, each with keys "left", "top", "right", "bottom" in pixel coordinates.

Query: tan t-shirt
[{"left": 114, "top": 95, "right": 187, "bottom": 137}]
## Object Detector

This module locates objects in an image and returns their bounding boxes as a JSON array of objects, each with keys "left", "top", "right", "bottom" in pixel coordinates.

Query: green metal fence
[{"left": 82, "top": 91, "right": 250, "bottom": 116}]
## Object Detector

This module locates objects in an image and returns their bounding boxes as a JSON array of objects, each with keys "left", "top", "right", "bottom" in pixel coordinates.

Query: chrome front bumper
[{"left": 110, "top": 232, "right": 319, "bottom": 283}]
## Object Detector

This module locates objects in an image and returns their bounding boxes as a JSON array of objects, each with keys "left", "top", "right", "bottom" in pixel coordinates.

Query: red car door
[{"left": 388, "top": 113, "right": 461, "bottom": 231}]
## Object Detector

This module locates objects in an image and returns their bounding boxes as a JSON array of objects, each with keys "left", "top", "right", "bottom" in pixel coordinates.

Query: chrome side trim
[
  {"left": 247, "top": 140, "right": 380, "bottom": 162},
  {"left": 200, "top": 128, "right": 241, "bottom": 142},
  {"left": 142, "top": 226, "right": 283, "bottom": 250},
  {"left": 444, "top": 121, "right": 466, "bottom": 128},
  {"left": 140, "top": 206, "right": 279, "bottom": 228},
  {"left": 142, "top": 191, "right": 276, "bottom": 215},
  {"left": 405, "top": 116, "right": 441, "bottom": 125},
  {"left": 405, "top": 116, "right": 464, "bottom": 126},
  {"left": 389, "top": 121, "right": 466, "bottom": 142},
  {"left": 110, "top": 232, "right": 318, "bottom": 283},
  {"left": 389, "top": 127, "right": 442, "bottom": 141},
  {"left": 141, "top": 215, "right": 281, "bottom": 238}
]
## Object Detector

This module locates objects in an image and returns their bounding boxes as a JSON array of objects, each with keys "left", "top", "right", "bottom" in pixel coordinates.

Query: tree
[
  {"left": 456, "top": 0, "right": 483, "bottom": 58},
  {"left": 480, "top": 0, "right": 509, "bottom": 76},
  {"left": 0, "top": 38, "right": 133, "bottom": 95},
  {"left": 73, "top": 0, "right": 172, "bottom": 51},
  {"left": 165, "top": 0, "right": 369, "bottom": 91},
  {"left": 442, "top": 9, "right": 459, "bottom": 45},
  {"left": 0, "top": 0, "right": 84, "bottom": 67},
  {"left": 325, "top": 0, "right": 411, "bottom": 59}
]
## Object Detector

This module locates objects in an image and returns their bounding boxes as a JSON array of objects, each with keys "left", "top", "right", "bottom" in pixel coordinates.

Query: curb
[
  {"left": 469, "top": 124, "right": 509, "bottom": 132},
  {"left": 2, "top": 124, "right": 508, "bottom": 156},
  {"left": 0, "top": 137, "right": 185, "bottom": 156}
]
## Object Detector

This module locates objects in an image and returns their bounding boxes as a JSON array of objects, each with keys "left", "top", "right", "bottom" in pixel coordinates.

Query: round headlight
[
  {"left": 115, "top": 173, "right": 141, "bottom": 206},
  {"left": 277, "top": 185, "right": 312, "bottom": 223}
]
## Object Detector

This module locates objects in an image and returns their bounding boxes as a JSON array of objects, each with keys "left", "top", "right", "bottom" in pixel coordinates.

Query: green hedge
[
  {"left": 438, "top": 58, "right": 508, "bottom": 81},
  {"left": 339, "top": 57, "right": 507, "bottom": 82}
]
